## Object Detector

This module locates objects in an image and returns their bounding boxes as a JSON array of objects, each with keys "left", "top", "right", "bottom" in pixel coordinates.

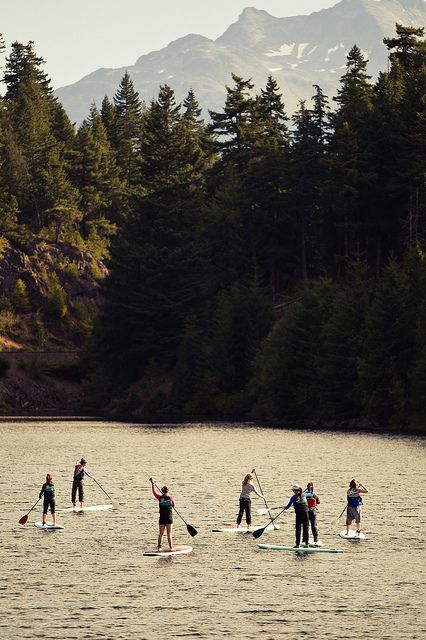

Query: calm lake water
[{"left": 1, "top": 420, "right": 425, "bottom": 639}]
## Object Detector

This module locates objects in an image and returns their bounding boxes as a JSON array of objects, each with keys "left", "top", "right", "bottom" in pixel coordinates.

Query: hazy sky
[{"left": 2, "top": 0, "right": 342, "bottom": 88}]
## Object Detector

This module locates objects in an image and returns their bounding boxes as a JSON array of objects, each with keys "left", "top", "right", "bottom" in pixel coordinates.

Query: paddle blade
[
  {"left": 19, "top": 514, "right": 28, "bottom": 525},
  {"left": 252, "top": 526, "right": 266, "bottom": 539},
  {"left": 186, "top": 524, "right": 198, "bottom": 537}
]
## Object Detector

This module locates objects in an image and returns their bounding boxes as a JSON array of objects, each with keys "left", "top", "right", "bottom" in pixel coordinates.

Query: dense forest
[{"left": 0, "top": 25, "right": 425, "bottom": 427}]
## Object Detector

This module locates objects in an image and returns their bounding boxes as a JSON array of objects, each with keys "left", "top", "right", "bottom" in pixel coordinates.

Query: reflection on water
[{"left": 1, "top": 421, "right": 425, "bottom": 639}]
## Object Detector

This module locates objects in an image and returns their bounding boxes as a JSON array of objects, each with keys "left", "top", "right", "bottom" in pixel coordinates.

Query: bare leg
[
  {"left": 158, "top": 524, "right": 165, "bottom": 550},
  {"left": 42, "top": 513, "right": 46, "bottom": 525},
  {"left": 166, "top": 524, "right": 173, "bottom": 550}
]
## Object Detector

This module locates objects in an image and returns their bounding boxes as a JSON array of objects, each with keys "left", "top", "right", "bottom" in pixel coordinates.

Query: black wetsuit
[
  {"left": 158, "top": 494, "right": 173, "bottom": 525},
  {"left": 72, "top": 465, "right": 85, "bottom": 503},
  {"left": 39, "top": 482, "right": 55, "bottom": 515}
]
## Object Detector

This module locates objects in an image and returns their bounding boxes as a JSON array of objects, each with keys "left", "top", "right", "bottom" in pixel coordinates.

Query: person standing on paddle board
[
  {"left": 346, "top": 479, "right": 368, "bottom": 536},
  {"left": 150, "top": 478, "right": 175, "bottom": 551},
  {"left": 39, "top": 473, "right": 57, "bottom": 526},
  {"left": 237, "top": 473, "right": 263, "bottom": 530},
  {"left": 72, "top": 458, "right": 93, "bottom": 509},
  {"left": 304, "top": 482, "right": 320, "bottom": 544},
  {"left": 283, "top": 484, "right": 309, "bottom": 547}
]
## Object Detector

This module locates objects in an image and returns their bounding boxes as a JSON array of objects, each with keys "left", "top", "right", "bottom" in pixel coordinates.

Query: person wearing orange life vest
[{"left": 304, "top": 482, "right": 320, "bottom": 544}]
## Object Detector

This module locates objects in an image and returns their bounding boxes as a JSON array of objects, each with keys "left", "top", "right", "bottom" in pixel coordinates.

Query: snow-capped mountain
[{"left": 56, "top": 0, "right": 426, "bottom": 123}]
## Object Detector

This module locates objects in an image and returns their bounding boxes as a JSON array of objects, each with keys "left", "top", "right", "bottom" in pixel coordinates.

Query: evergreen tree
[
  {"left": 319, "top": 260, "right": 370, "bottom": 417},
  {"left": 94, "top": 85, "right": 209, "bottom": 386},
  {"left": 358, "top": 259, "right": 417, "bottom": 425},
  {"left": 245, "top": 77, "right": 291, "bottom": 297},
  {"left": 326, "top": 46, "right": 376, "bottom": 272},
  {"left": 251, "top": 280, "right": 336, "bottom": 418},
  {"left": 3, "top": 41, "right": 78, "bottom": 233},
  {"left": 208, "top": 74, "right": 258, "bottom": 174},
  {"left": 71, "top": 112, "right": 122, "bottom": 253},
  {"left": 112, "top": 72, "right": 144, "bottom": 186}
]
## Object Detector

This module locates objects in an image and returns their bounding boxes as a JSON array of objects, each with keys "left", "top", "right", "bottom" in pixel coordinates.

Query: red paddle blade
[{"left": 19, "top": 514, "right": 28, "bottom": 525}]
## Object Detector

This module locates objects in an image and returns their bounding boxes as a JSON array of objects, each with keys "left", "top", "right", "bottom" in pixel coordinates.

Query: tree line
[{"left": 0, "top": 26, "right": 425, "bottom": 426}]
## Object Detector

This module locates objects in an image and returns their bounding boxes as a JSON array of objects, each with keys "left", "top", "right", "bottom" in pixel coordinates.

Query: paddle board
[
  {"left": 212, "top": 524, "right": 280, "bottom": 533},
  {"left": 310, "top": 540, "right": 324, "bottom": 547},
  {"left": 34, "top": 522, "right": 64, "bottom": 530},
  {"left": 57, "top": 504, "right": 114, "bottom": 513},
  {"left": 143, "top": 545, "right": 193, "bottom": 557},
  {"left": 258, "top": 543, "right": 343, "bottom": 554},
  {"left": 339, "top": 530, "right": 366, "bottom": 540}
]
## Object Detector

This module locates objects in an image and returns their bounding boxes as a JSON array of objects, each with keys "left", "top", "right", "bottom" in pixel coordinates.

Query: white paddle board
[
  {"left": 258, "top": 543, "right": 343, "bottom": 554},
  {"left": 212, "top": 524, "right": 280, "bottom": 533},
  {"left": 339, "top": 530, "right": 366, "bottom": 540},
  {"left": 57, "top": 504, "right": 114, "bottom": 513},
  {"left": 34, "top": 522, "right": 64, "bottom": 530},
  {"left": 143, "top": 545, "right": 193, "bottom": 557}
]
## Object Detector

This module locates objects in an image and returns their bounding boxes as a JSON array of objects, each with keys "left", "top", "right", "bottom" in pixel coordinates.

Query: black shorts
[
  {"left": 43, "top": 496, "right": 55, "bottom": 515},
  {"left": 159, "top": 515, "right": 173, "bottom": 525}
]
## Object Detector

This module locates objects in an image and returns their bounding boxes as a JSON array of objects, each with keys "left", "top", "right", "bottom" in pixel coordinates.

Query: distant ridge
[{"left": 55, "top": 0, "right": 426, "bottom": 123}]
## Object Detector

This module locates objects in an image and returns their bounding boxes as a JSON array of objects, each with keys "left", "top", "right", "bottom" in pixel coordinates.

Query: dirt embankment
[{"left": 0, "top": 352, "right": 83, "bottom": 415}]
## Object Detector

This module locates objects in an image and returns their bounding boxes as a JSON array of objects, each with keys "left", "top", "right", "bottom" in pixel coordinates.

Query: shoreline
[{"left": 0, "top": 414, "right": 424, "bottom": 436}]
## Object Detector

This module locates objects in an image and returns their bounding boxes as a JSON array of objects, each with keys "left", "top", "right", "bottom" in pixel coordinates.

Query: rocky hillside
[
  {"left": 0, "top": 236, "right": 106, "bottom": 414},
  {"left": 55, "top": 0, "right": 426, "bottom": 123}
]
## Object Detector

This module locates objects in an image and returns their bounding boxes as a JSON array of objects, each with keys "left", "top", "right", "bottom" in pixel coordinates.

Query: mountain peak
[{"left": 56, "top": 0, "right": 426, "bottom": 124}]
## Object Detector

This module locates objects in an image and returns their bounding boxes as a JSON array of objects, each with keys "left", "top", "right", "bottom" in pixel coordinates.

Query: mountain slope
[{"left": 56, "top": 0, "right": 426, "bottom": 123}]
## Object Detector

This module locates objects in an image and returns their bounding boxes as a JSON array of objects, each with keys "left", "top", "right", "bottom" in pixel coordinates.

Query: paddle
[
  {"left": 333, "top": 505, "right": 347, "bottom": 525},
  {"left": 152, "top": 480, "right": 198, "bottom": 537},
  {"left": 256, "top": 507, "right": 282, "bottom": 515},
  {"left": 252, "top": 507, "right": 286, "bottom": 539},
  {"left": 252, "top": 468, "right": 278, "bottom": 530},
  {"left": 90, "top": 476, "right": 119, "bottom": 508},
  {"left": 19, "top": 497, "right": 41, "bottom": 525}
]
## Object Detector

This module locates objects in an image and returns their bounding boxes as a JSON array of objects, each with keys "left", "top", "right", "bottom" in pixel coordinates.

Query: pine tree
[
  {"left": 112, "top": 72, "right": 144, "bottom": 186},
  {"left": 208, "top": 74, "right": 258, "bottom": 174},
  {"left": 319, "top": 260, "right": 370, "bottom": 417},
  {"left": 70, "top": 112, "right": 122, "bottom": 253},
  {"left": 358, "top": 259, "right": 417, "bottom": 425},
  {"left": 94, "top": 85, "right": 209, "bottom": 386},
  {"left": 325, "top": 46, "right": 376, "bottom": 272},
  {"left": 245, "top": 77, "right": 291, "bottom": 297},
  {"left": 3, "top": 41, "right": 78, "bottom": 233},
  {"left": 251, "top": 279, "right": 336, "bottom": 419}
]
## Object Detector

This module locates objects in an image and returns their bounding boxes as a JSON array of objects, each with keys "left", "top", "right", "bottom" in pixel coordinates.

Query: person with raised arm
[
  {"left": 72, "top": 458, "right": 93, "bottom": 509},
  {"left": 150, "top": 478, "right": 175, "bottom": 551},
  {"left": 346, "top": 479, "right": 368, "bottom": 536}
]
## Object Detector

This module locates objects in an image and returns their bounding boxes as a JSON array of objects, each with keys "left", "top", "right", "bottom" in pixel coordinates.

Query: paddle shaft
[
  {"left": 153, "top": 481, "right": 197, "bottom": 536},
  {"left": 252, "top": 468, "right": 275, "bottom": 526},
  {"left": 336, "top": 505, "right": 347, "bottom": 520},
  {"left": 91, "top": 476, "right": 116, "bottom": 505},
  {"left": 253, "top": 507, "right": 286, "bottom": 539},
  {"left": 19, "top": 497, "right": 41, "bottom": 524}
]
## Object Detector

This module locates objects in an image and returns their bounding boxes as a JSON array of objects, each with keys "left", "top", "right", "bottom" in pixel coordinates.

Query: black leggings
[
  {"left": 72, "top": 480, "right": 83, "bottom": 503},
  {"left": 43, "top": 496, "right": 55, "bottom": 515},
  {"left": 295, "top": 510, "right": 309, "bottom": 546},
  {"left": 308, "top": 508, "right": 318, "bottom": 541},
  {"left": 237, "top": 497, "right": 252, "bottom": 526}
]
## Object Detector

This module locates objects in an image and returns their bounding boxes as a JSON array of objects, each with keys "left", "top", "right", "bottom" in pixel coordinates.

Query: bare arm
[
  {"left": 358, "top": 482, "right": 368, "bottom": 494},
  {"left": 150, "top": 479, "right": 161, "bottom": 500}
]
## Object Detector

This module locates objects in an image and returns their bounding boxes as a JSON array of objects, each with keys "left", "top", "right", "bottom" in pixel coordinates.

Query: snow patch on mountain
[{"left": 265, "top": 43, "right": 295, "bottom": 57}]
